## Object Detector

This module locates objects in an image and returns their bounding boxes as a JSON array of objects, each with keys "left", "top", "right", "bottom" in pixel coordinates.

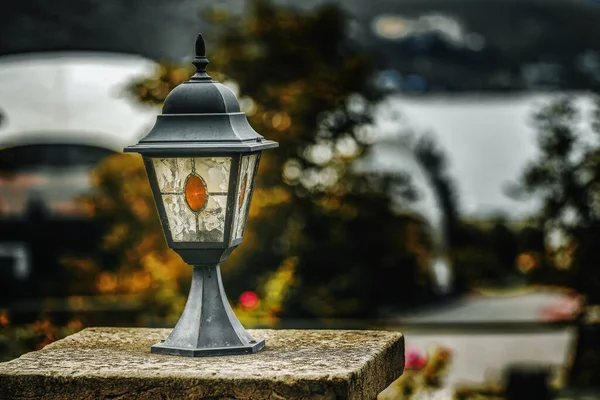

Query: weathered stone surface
[{"left": 0, "top": 328, "right": 404, "bottom": 400}]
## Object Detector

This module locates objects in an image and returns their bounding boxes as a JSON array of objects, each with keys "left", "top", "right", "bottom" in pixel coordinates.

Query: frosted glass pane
[
  {"left": 153, "top": 157, "right": 232, "bottom": 243},
  {"left": 194, "top": 157, "right": 231, "bottom": 193},
  {"left": 232, "top": 154, "right": 258, "bottom": 240},
  {"left": 153, "top": 158, "right": 192, "bottom": 193},
  {"left": 162, "top": 194, "right": 198, "bottom": 242},
  {"left": 197, "top": 195, "right": 227, "bottom": 242}
]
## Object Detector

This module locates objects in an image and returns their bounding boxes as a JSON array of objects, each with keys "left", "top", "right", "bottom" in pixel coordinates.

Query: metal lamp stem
[{"left": 151, "top": 265, "right": 265, "bottom": 357}]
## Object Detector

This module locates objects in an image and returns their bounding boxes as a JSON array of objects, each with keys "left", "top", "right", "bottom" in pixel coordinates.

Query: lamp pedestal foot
[{"left": 151, "top": 265, "right": 264, "bottom": 357}]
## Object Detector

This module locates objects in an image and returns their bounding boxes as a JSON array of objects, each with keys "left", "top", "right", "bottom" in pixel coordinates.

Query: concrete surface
[{"left": 0, "top": 327, "right": 404, "bottom": 400}]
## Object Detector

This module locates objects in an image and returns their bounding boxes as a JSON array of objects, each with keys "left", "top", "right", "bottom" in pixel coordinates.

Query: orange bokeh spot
[
  {"left": 0, "top": 310, "right": 9, "bottom": 327},
  {"left": 517, "top": 252, "right": 537, "bottom": 273},
  {"left": 96, "top": 272, "right": 118, "bottom": 293},
  {"left": 185, "top": 175, "right": 207, "bottom": 212}
]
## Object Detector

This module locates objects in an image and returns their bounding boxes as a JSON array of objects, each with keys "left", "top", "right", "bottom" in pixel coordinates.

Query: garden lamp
[{"left": 124, "top": 33, "right": 278, "bottom": 357}]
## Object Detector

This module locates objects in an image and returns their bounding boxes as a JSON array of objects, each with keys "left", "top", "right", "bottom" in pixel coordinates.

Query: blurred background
[{"left": 1, "top": 0, "right": 600, "bottom": 398}]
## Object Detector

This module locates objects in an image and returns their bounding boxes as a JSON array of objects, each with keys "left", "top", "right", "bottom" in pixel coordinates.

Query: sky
[{"left": 0, "top": 53, "right": 595, "bottom": 221}]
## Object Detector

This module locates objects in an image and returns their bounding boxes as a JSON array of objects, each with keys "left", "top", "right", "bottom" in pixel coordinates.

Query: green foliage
[
  {"left": 515, "top": 95, "right": 600, "bottom": 301},
  {"left": 522, "top": 99, "right": 599, "bottom": 228}
]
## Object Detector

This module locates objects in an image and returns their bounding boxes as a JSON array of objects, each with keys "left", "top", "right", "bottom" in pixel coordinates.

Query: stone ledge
[{"left": 0, "top": 327, "right": 404, "bottom": 400}]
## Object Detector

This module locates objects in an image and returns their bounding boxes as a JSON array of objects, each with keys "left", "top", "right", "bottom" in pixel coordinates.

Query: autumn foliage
[{"left": 57, "top": 0, "right": 436, "bottom": 324}]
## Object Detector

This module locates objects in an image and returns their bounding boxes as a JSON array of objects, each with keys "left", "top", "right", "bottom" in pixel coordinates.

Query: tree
[
  {"left": 415, "top": 136, "right": 459, "bottom": 246},
  {"left": 515, "top": 95, "right": 600, "bottom": 301},
  {"left": 66, "top": 0, "right": 439, "bottom": 322}
]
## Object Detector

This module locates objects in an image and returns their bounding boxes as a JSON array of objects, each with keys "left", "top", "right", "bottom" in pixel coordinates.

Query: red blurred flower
[
  {"left": 239, "top": 291, "right": 260, "bottom": 310},
  {"left": 405, "top": 346, "right": 428, "bottom": 370}
]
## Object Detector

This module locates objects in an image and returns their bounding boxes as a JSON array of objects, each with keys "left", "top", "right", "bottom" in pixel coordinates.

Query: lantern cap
[{"left": 124, "top": 33, "right": 278, "bottom": 156}]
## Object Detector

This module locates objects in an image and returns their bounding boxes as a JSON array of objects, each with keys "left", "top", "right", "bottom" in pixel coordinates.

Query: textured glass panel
[
  {"left": 153, "top": 158, "right": 192, "bottom": 193},
  {"left": 194, "top": 157, "right": 231, "bottom": 193},
  {"left": 197, "top": 195, "right": 227, "bottom": 242},
  {"left": 153, "top": 157, "right": 232, "bottom": 243},
  {"left": 162, "top": 194, "right": 198, "bottom": 242},
  {"left": 232, "top": 154, "right": 259, "bottom": 240}
]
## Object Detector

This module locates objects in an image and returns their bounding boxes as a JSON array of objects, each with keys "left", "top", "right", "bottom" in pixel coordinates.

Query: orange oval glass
[{"left": 185, "top": 175, "right": 207, "bottom": 212}]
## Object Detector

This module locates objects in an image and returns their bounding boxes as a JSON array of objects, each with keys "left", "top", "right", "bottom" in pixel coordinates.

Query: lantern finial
[
  {"left": 195, "top": 33, "right": 206, "bottom": 57},
  {"left": 191, "top": 33, "right": 211, "bottom": 81}
]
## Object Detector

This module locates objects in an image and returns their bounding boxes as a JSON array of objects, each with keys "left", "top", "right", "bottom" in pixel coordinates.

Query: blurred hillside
[{"left": 2, "top": 0, "right": 600, "bottom": 92}]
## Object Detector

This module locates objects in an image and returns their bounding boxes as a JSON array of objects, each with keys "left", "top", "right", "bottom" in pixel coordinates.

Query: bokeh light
[{"left": 239, "top": 291, "right": 261, "bottom": 310}]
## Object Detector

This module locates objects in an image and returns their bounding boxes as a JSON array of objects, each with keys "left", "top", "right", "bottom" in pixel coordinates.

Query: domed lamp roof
[{"left": 124, "top": 34, "right": 277, "bottom": 156}]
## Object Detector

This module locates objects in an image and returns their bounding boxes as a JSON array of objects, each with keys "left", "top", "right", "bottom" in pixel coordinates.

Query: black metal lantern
[{"left": 124, "top": 34, "right": 278, "bottom": 357}]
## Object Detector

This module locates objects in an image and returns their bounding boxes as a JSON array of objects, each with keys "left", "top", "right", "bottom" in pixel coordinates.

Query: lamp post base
[
  {"left": 152, "top": 264, "right": 264, "bottom": 357},
  {"left": 151, "top": 338, "right": 265, "bottom": 357}
]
